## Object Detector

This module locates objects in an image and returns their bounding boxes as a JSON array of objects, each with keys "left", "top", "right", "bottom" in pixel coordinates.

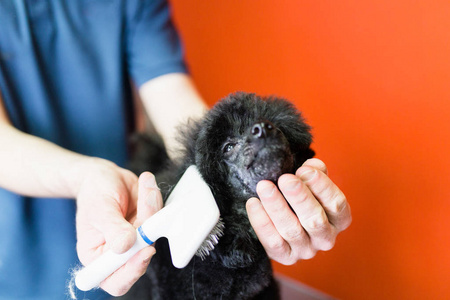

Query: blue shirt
[{"left": 0, "top": 0, "right": 187, "bottom": 299}]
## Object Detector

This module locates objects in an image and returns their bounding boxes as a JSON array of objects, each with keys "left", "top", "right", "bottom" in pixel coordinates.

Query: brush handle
[{"left": 75, "top": 227, "right": 153, "bottom": 291}]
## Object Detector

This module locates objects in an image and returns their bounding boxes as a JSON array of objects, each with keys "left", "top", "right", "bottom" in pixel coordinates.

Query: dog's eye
[{"left": 223, "top": 143, "right": 236, "bottom": 154}]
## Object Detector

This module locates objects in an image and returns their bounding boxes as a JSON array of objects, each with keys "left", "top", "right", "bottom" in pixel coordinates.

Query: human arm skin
[
  {"left": 138, "top": 73, "right": 208, "bottom": 158},
  {"left": 0, "top": 93, "right": 93, "bottom": 198},
  {"left": 0, "top": 92, "right": 161, "bottom": 296}
]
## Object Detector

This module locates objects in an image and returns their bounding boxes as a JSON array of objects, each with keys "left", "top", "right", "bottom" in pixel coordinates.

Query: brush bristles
[{"left": 195, "top": 218, "right": 225, "bottom": 260}]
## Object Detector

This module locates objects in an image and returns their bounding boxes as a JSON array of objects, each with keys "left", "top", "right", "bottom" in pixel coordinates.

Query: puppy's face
[
  {"left": 191, "top": 93, "right": 314, "bottom": 206},
  {"left": 222, "top": 119, "right": 294, "bottom": 195}
]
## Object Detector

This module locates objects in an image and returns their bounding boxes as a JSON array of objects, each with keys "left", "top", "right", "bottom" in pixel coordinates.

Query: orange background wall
[{"left": 169, "top": 1, "right": 450, "bottom": 299}]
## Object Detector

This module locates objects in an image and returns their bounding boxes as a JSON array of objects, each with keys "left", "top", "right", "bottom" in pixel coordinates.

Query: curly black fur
[{"left": 122, "top": 92, "right": 314, "bottom": 300}]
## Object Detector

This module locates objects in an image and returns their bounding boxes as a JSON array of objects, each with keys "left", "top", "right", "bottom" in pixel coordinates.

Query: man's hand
[
  {"left": 246, "top": 158, "right": 351, "bottom": 265},
  {"left": 75, "top": 159, "right": 162, "bottom": 296}
]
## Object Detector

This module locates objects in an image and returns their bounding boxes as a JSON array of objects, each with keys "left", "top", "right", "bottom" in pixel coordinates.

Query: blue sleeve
[{"left": 126, "top": 0, "right": 188, "bottom": 87}]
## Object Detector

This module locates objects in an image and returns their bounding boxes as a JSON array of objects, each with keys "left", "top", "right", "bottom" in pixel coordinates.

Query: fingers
[
  {"left": 278, "top": 174, "right": 337, "bottom": 252},
  {"left": 302, "top": 158, "right": 328, "bottom": 175},
  {"left": 86, "top": 172, "right": 163, "bottom": 257},
  {"left": 135, "top": 172, "right": 163, "bottom": 227},
  {"left": 99, "top": 246, "right": 156, "bottom": 296},
  {"left": 248, "top": 158, "right": 351, "bottom": 265},
  {"left": 98, "top": 172, "right": 162, "bottom": 296},
  {"left": 76, "top": 196, "right": 137, "bottom": 268},
  {"left": 95, "top": 172, "right": 161, "bottom": 259},
  {"left": 246, "top": 196, "right": 295, "bottom": 265},
  {"left": 76, "top": 171, "right": 162, "bottom": 296},
  {"left": 248, "top": 180, "right": 315, "bottom": 265},
  {"left": 295, "top": 160, "right": 352, "bottom": 232},
  {"left": 97, "top": 202, "right": 137, "bottom": 254}
]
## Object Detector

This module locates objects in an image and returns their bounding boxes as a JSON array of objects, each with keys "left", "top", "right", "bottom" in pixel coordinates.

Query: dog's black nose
[{"left": 251, "top": 121, "right": 274, "bottom": 139}]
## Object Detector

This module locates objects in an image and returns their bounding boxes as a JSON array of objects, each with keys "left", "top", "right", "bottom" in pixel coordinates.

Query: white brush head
[{"left": 140, "top": 165, "right": 221, "bottom": 268}]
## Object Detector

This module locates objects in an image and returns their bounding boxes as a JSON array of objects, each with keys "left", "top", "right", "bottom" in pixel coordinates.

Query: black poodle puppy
[{"left": 123, "top": 92, "right": 315, "bottom": 300}]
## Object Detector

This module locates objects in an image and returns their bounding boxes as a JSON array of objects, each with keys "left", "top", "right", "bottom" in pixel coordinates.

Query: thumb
[
  {"left": 135, "top": 172, "right": 163, "bottom": 227},
  {"left": 98, "top": 203, "right": 137, "bottom": 254}
]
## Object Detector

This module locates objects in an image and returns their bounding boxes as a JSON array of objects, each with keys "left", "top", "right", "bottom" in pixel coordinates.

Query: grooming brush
[{"left": 75, "top": 165, "right": 224, "bottom": 292}]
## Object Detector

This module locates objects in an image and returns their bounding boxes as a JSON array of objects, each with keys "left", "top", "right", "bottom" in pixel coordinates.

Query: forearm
[
  {"left": 139, "top": 73, "right": 208, "bottom": 158},
  {"left": 0, "top": 122, "right": 111, "bottom": 198}
]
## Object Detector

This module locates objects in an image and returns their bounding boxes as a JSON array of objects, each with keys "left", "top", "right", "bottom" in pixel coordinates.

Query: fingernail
[
  {"left": 246, "top": 198, "right": 261, "bottom": 212},
  {"left": 143, "top": 173, "right": 158, "bottom": 189},
  {"left": 143, "top": 248, "right": 156, "bottom": 264},
  {"left": 300, "top": 169, "right": 316, "bottom": 182},
  {"left": 285, "top": 179, "right": 301, "bottom": 191},
  {"left": 143, "top": 255, "right": 152, "bottom": 264},
  {"left": 260, "top": 184, "right": 275, "bottom": 197}
]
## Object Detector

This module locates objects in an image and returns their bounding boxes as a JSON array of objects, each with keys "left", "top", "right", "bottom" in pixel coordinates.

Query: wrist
[{"left": 63, "top": 156, "right": 119, "bottom": 199}]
